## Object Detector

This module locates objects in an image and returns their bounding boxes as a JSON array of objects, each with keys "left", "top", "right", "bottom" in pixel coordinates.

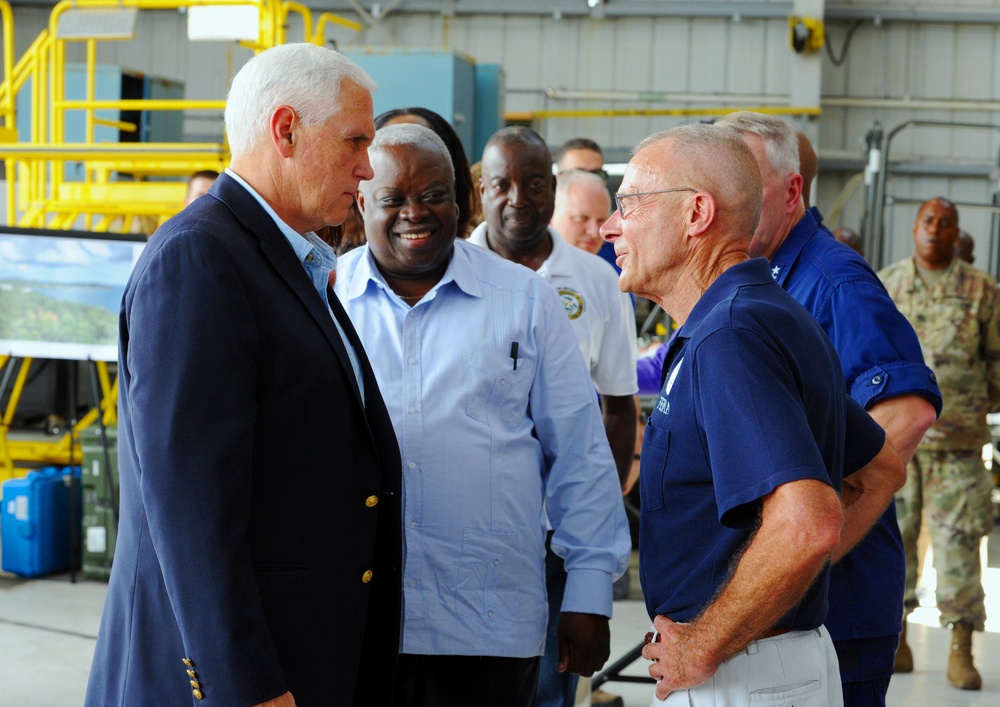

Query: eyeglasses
[{"left": 614, "top": 188, "right": 698, "bottom": 219}]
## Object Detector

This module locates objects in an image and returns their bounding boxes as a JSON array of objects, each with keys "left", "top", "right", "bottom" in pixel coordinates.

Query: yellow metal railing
[
  {"left": 0, "top": 0, "right": 359, "bottom": 232},
  {"left": 0, "top": 0, "right": 358, "bottom": 475}
]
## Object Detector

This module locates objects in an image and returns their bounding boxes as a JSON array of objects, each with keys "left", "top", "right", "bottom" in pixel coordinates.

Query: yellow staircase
[{"left": 0, "top": 0, "right": 359, "bottom": 478}]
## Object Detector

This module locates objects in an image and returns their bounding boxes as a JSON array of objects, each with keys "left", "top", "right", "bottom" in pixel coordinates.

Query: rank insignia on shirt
[
  {"left": 558, "top": 288, "right": 586, "bottom": 320},
  {"left": 771, "top": 265, "right": 781, "bottom": 280}
]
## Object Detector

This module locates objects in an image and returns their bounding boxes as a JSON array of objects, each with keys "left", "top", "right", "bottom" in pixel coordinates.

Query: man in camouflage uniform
[{"left": 879, "top": 197, "right": 1000, "bottom": 690}]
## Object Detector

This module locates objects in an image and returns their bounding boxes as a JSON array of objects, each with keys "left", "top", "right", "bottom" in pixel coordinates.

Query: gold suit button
[
  {"left": 186, "top": 669, "right": 196, "bottom": 678},
  {"left": 362, "top": 569, "right": 373, "bottom": 583},
  {"left": 365, "top": 495, "right": 378, "bottom": 507},
  {"left": 193, "top": 688, "right": 204, "bottom": 700},
  {"left": 182, "top": 658, "right": 193, "bottom": 667},
  {"left": 190, "top": 680, "right": 201, "bottom": 689}
]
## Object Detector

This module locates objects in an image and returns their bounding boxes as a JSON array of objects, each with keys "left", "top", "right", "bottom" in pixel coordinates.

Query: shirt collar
[
  {"left": 467, "top": 222, "right": 560, "bottom": 276},
  {"left": 680, "top": 258, "right": 774, "bottom": 336},
  {"left": 537, "top": 227, "right": 571, "bottom": 278},
  {"left": 224, "top": 167, "right": 337, "bottom": 269},
  {"left": 342, "top": 239, "right": 483, "bottom": 302},
  {"left": 768, "top": 208, "right": 821, "bottom": 286}
]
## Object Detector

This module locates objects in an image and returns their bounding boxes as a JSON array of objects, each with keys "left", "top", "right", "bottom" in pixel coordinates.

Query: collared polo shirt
[{"left": 639, "top": 258, "right": 885, "bottom": 630}]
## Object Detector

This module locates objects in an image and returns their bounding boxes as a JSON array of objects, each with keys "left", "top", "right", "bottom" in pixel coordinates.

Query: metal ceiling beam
[{"left": 10, "top": 1, "right": 1000, "bottom": 24}]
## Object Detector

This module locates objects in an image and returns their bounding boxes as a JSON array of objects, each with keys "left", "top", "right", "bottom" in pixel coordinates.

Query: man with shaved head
[
  {"left": 602, "top": 123, "right": 899, "bottom": 706},
  {"left": 718, "top": 111, "right": 941, "bottom": 706},
  {"left": 879, "top": 198, "right": 1000, "bottom": 690}
]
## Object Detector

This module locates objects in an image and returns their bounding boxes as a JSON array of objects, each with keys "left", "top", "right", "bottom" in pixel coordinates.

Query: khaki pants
[{"left": 650, "top": 627, "right": 842, "bottom": 707}]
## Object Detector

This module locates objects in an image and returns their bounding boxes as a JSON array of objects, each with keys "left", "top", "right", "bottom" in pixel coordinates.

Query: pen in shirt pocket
[{"left": 510, "top": 341, "right": 519, "bottom": 370}]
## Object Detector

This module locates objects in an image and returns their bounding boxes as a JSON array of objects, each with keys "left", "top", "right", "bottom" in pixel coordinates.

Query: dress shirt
[
  {"left": 769, "top": 207, "right": 941, "bottom": 651},
  {"left": 468, "top": 224, "right": 637, "bottom": 397},
  {"left": 336, "top": 239, "right": 630, "bottom": 657},
  {"left": 225, "top": 168, "right": 363, "bottom": 400}
]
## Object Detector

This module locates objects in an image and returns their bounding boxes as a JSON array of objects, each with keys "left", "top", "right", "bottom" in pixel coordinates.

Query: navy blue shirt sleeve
[
  {"left": 824, "top": 278, "right": 942, "bottom": 414},
  {"left": 844, "top": 396, "right": 886, "bottom": 476},
  {"left": 693, "top": 328, "right": 837, "bottom": 530}
]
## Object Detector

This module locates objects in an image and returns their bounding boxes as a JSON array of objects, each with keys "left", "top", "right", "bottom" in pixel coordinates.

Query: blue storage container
[{"left": 1, "top": 466, "right": 82, "bottom": 577}]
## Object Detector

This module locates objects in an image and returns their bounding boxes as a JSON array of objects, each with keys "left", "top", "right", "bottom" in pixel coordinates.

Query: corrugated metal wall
[{"left": 7, "top": 1, "right": 1000, "bottom": 270}]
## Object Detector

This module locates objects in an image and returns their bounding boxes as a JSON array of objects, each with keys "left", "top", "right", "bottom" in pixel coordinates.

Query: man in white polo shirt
[{"left": 470, "top": 126, "right": 637, "bottom": 707}]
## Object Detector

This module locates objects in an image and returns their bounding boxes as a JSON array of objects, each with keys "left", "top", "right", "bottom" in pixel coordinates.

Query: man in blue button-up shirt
[
  {"left": 336, "top": 124, "right": 630, "bottom": 707},
  {"left": 717, "top": 111, "right": 942, "bottom": 707}
]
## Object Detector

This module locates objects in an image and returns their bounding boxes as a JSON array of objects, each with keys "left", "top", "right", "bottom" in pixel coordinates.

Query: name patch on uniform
[{"left": 558, "top": 288, "right": 585, "bottom": 320}]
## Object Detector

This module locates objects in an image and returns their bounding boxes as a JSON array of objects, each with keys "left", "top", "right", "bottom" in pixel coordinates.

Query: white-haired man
[{"left": 86, "top": 44, "right": 402, "bottom": 707}]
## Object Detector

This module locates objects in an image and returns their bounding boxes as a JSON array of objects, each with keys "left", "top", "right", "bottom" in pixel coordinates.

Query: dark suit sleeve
[{"left": 124, "top": 230, "right": 287, "bottom": 704}]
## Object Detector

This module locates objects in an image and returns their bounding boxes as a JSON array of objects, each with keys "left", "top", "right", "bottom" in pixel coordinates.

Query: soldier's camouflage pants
[{"left": 896, "top": 448, "right": 994, "bottom": 630}]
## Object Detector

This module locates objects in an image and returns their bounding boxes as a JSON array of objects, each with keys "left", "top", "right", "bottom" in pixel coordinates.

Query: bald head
[
  {"left": 912, "top": 197, "right": 959, "bottom": 270},
  {"left": 480, "top": 126, "right": 558, "bottom": 252},
  {"left": 634, "top": 123, "right": 763, "bottom": 243},
  {"left": 552, "top": 170, "right": 612, "bottom": 254}
]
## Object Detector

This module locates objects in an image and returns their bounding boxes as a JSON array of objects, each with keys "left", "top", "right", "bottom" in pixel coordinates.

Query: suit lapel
[{"left": 211, "top": 175, "right": 364, "bottom": 409}]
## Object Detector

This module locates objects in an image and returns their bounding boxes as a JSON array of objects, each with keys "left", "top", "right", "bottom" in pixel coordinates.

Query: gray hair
[
  {"left": 715, "top": 111, "right": 799, "bottom": 179},
  {"left": 370, "top": 123, "right": 456, "bottom": 185},
  {"left": 634, "top": 123, "right": 763, "bottom": 240},
  {"left": 555, "top": 169, "right": 610, "bottom": 205},
  {"left": 225, "top": 43, "right": 377, "bottom": 157}
]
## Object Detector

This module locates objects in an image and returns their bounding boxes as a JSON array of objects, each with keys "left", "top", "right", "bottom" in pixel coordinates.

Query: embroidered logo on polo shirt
[
  {"left": 656, "top": 397, "right": 670, "bottom": 415},
  {"left": 665, "top": 357, "right": 684, "bottom": 394},
  {"left": 558, "top": 288, "right": 585, "bottom": 320},
  {"left": 771, "top": 265, "right": 781, "bottom": 280}
]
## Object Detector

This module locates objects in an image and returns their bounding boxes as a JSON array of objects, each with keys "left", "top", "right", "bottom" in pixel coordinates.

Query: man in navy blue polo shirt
[
  {"left": 718, "top": 112, "right": 942, "bottom": 706},
  {"left": 600, "top": 123, "right": 900, "bottom": 706}
]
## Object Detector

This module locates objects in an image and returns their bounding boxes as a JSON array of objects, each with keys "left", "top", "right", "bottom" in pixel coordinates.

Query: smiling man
[
  {"left": 602, "top": 123, "right": 900, "bottom": 706},
  {"left": 879, "top": 197, "right": 1000, "bottom": 690},
  {"left": 335, "top": 124, "right": 630, "bottom": 707}
]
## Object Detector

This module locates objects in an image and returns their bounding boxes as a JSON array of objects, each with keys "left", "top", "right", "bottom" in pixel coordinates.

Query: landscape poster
[{"left": 0, "top": 228, "right": 145, "bottom": 361}]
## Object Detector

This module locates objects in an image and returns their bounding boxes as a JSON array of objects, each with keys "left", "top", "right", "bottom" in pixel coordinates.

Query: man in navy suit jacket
[{"left": 85, "top": 44, "right": 402, "bottom": 707}]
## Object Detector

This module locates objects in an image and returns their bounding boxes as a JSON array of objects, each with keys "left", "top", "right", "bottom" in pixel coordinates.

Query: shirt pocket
[
  {"left": 641, "top": 423, "right": 670, "bottom": 512},
  {"left": 466, "top": 345, "right": 536, "bottom": 429},
  {"left": 454, "top": 528, "right": 545, "bottom": 623}
]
